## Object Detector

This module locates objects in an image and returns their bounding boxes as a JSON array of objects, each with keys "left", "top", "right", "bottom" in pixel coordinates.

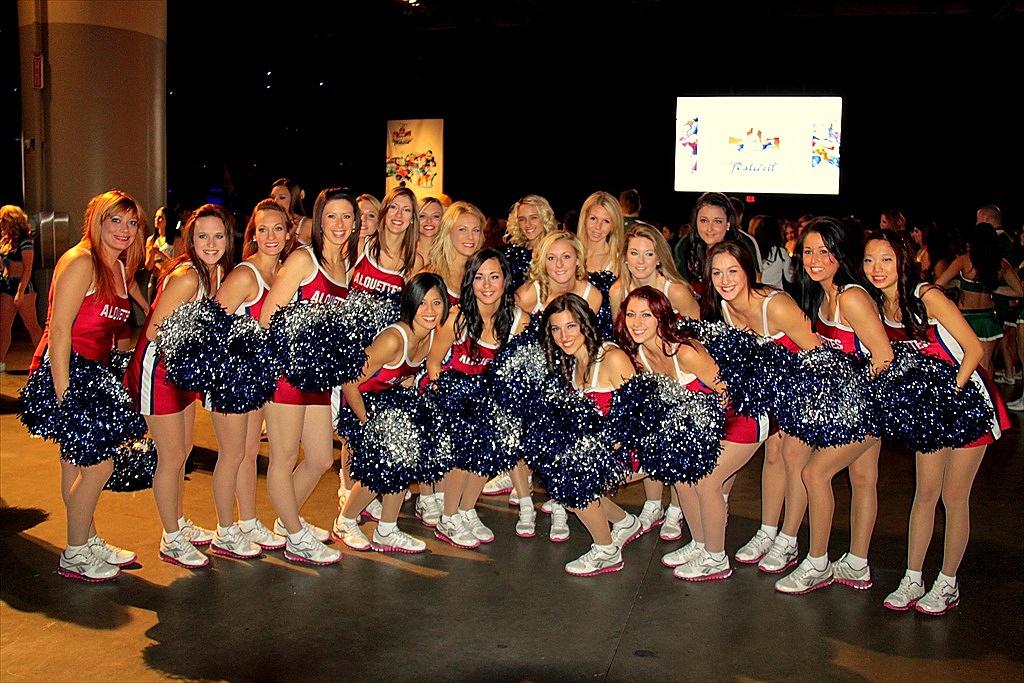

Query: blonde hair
[
  {"left": 427, "top": 201, "right": 486, "bottom": 283},
  {"left": 0, "top": 205, "right": 30, "bottom": 246},
  {"left": 81, "top": 190, "right": 146, "bottom": 300},
  {"left": 620, "top": 223, "right": 689, "bottom": 291},
  {"left": 575, "top": 191, "right": 624, "bottom": 276},
  {"left": 527, "top": 231, "right": 588, "bottom": 303},
  {"left": 504, "top": 194, "right": 558, "bottom": 246},
  {"left": 356, "top": 193, "right": 381, "bottom": 214}
]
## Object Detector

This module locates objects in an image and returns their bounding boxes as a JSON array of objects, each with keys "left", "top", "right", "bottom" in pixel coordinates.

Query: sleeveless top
[
  {"left": 359, "top": 324, "right": 434, "bottom": 393},
  {"left": 721, "top": 290, "right": 802, "bottom": 353},
  {"left": 957, "top": 274, "right": 992, "bottom": 294},
  {"left": 295, "top": 245, "right": 348, "bottom": 303},
  {"left": 815, "top": 284, "right": 872, "bottom": 356},
  {"left": 447, "top": 286, "right": 460, "bottom": 307},
  {"left": 573, "top": 342, "right": 619, "bottom": 416},
  {"left": 531, "top": 280, "right": 594, "bottom": 314},
  {"left": 233, "top": 261, "right": 271, "bottom": 319},
  {"left": 445, "top": 308, "right": 524, "bottom": 375},
  {"left": 31, "top": 259, "right": 130, "bottom": 369},
  {"left": 637, "top": 345, "right": 703, "bottom": 392},
  {"left": 350, "top": 242, "right": 405, "bottom": 295}
]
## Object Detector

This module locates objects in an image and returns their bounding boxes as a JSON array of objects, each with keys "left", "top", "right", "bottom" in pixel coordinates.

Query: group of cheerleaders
[{"left": 23, "top": 185, "right": 1010, "bottom": 622}]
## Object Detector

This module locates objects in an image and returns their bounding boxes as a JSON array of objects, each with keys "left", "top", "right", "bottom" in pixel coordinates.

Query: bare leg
[
  {"left": 63, "top": 460, "right": 113, "bottom": 546},
  {"left": 979, "top": 340, "right": 997, "bottom": 376},
  {"left": 510, "top": 461, "right": 531, "bottom": 499},
  {"left": 569, "top": 500, "right": 613, "bottom": 545},
  {"left": 906, "top": 449, "right": 946, "bottom": 571},
  {"left": 147, "top": 404, "right": 197, "bottom": 533},
  {"left": 939, "top": 446, "right": 986, "bottom": 576},
  {"left": 340, "top": 482, "right": 377, "bottom": 520},
  {"left": 599, "top": 496, "right": 627, "bottom": 524},
  {"left": 263, "top": 403, "right": 305, "bottom": 534},
  {"left": 379, "top": 491, "right": 406, "bottom": 523},
  {"left": 801, "top": 437, "right": 879, "bottom": 558},
  {"left": 234, "top": 409, "right": 264, "bottom": 521},
  {"left": 211, "top": 411, "right": 248, "bottom": 527},
  {"left": 847, "top": 441, "right": 881, "bottom": 558},
  {"left": 760, "top": 432, "right": 787, "bottom": 527},
  {"left": 642, "top": 478, "right": 664, "bottom": 504},
  {"left": 459, "top": 473, "right": 488, "bottom": 511},
  {"left": 0, "top": 294, "right": 13, "bottom": 363},
  {"left": 442, "top": 469, "right": 469, "bottom": 516},
  {"left": 291, "top": 406, "right": 334, "bottom": 507},
  {"left": 780, "top": 435, "right": 813, "bottom": 536},
  {"left": 16, "top": 291, "right": 43, "bottom": 347},
  {"left": 673, "top": 482, "right": 704, "bottom": 544},
  {"left": 694, "top": 441, "right": 760, "bottom": 553}
]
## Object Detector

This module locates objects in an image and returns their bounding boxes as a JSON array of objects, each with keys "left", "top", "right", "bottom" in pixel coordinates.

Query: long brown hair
[
  {"left": 371, "top": 186, "right": 419, "bottom": 274},
  {"left": 81, "top": 190, "right": 146, "bottom": 300},
  {"left": 164, "top": 204, "right": 234, "bottom": 296}
]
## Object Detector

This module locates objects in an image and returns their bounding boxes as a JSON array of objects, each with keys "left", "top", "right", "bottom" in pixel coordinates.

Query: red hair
[{"left": 613, "top": 285, "right": 696, "bottom": 364}]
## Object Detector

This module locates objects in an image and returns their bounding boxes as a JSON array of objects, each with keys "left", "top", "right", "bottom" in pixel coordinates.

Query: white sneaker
[
  {"left": 87, "top": 534, "right": 136, "bottom": 566},
  {"left": 549, "top": 503, "right": 570, "bottom": 542},
  {"left": 994, "top": 371, "right": 1016, "bottom": 385},
  {"left": 610, "top": 513, "right": 643, "bottom": 548},
  {"left": 482, "top": 472, "right": 513, "bottom": 496},
  {"left": 915, "top": 578, "right": 960, "bottom": 616},
  {"left": 659, "top": 505, "right": 683, "bottom": 542},
  {"left": 673, "top": 549, "right": 733, "bottom": 581},
  {"left": 661, "top": 540, "right": 702, "bottom": 568},
  {"left": 508, "top": 490, "right": 520, "bottom": 507},
  {"left": 1007, "top": 396, "right": 1024, "bottom": 411},
  {"left": 415, "top": 494, "right": 442, "bottom": 528},
  {"left": 160, "top": 533, "right": 210, "bottom": 568},
  {"left": 239, "top": 520, "right": 286, "bottom": 550},
  {"left": 459, "top": 509, "right": 495, "bottom": 544},
  {"left": 372, "top": 526, "right": 427, "bottom": 554},
  {"left": 434, "top": 515, "right": 480, "bottom": 549},
  {"left": 211, "top": 525, "right": 262, "bottom": 559},
  {"left": 515, "top": 500, "right": 537, "bottom": 538},
  {"left": 274, "top": 517, "right": 331, "bottom": 544},
  {"left": 284, "top": 527, "right": 342, "bottom": 566},
  {"left": 337, "top": 485, "right": 350, "bottom": 508},
  {"left": 565, "top": 544, "right": 623, "bottom": 577},
  {"left": 637, "top": 500, "right": 665, "bottom": 534},
  {"left": 541, "top": 499, "right": 554, "bottom": 515},
  {"left": 179, "top": 517, "right": 213, "bottom": 546},
  {"left": 735, "top": 529, "right": 775, "bottom": 564},
  {"left": 758, "top": 537, "right": 799, "bottom": 574},
  {"left": 832, "top": 553, "right": 872, "bottom": 589},
  {"left": 362, "top": 499, "right": 384, "bottom": 522},
  {"left": 59, "top": 546, "right": 119, "bottom": 582},
  {"left": 332, "top": 515, "right": 371, "bottom": 551},
  {"left": 774, "top": 558, "right": 834, "bottom": 594},
  {"left": 883, "top": 574, "right": 926, "bottom": 611}
]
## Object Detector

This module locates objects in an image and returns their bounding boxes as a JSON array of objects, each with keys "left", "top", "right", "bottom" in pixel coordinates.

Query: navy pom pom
[
  {"left": 867, "top": 346, "right": 994, "bottom": 453},
  {"left": 588, "top": 270, "right": 617, "bottom": 340},
  {"left": 503, "top": 245, "right": 533, "bottom": 291},
  {"left": 207, "top": 316, "right": 279, "bottom": 413},
  {"left": 19, "top": 354, "right": 147, "bottom": 466},
  {"left": 490, "top": 338, "right": 562, "bottom": 471},
  {"left": 335, "top": 289, "right": 402, "bottom": 348},
  {"left": 104, "top": 439, "right": 157, "bottom": 492},
  {"left": 156, "top": 298, "right": 234, "bottom": 393},
  {"left": 269, "top": 300, "right": 368, "bottom": 392},
  {"left": 338, "top": 387, "right": 426, "bottom": 495},
  {"left": 608, "top": 373, "right": 726, "bottom": 484}
]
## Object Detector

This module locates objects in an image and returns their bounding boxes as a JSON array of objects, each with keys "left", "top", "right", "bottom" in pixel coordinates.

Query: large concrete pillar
[{"left": 17, "top": 0, "right": 167, "bottom": 232}]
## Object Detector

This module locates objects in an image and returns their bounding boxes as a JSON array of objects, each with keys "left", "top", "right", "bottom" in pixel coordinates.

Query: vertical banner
[{"left": 386, "top": 119, "right": 443, "bottom": 199}]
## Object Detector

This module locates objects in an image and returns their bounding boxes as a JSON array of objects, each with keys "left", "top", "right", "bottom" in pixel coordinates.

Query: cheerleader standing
[
  {"left": 125, "top": 204, "right": 232, "bottom": 568},
  {"left": 864, "top": 230, "right": 1010, "bottom": 615},
  {"left": 355, "top": 194, "right": 380, "bottom": 256},
  {"left": 349, "top": 187, "right": 417, "bottom": 297},
  {"left": 206, "top": 199, "right": 292, "bottom": 558},
  {"left": 775, "top": 218, "right": 895, "bottom": 595},
  {"left": 413, "top": 196, "right": 444, "bottom": 273},
  {"left": 30, "top": 190, "right": 146, "bottom": 581},
  {"left": 258, "top": 188, "right": 360, "bottom": 566}
]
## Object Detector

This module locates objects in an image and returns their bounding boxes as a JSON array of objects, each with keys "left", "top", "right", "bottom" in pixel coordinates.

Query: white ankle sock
[
  {"left": 760, "top": 524, "right": 778, "bottom": 538},
  {"left": 807, "top": 554, "right": 829, "bottom": 571},
  {"left": 217, "top": 525, "right": 231, "bottom": 536},
  {"left": 237, "top": 518, "right": 256, "bottom": 532},
  {"left": 665, "top": 504, "right": 681, "bottom": 515},
  {"left": 844, "top": 553, "right": 868, "bottom": 570},
  {"left": 612, "top": 514, "right": 635, "bottom": 529},
  {"left": 937, "top": 571, "right": 956, "bottom": 586},
  {"left": 177, "top": 515, "right": 188, "bottom": 527},
  {"left": 287, "top": 530, "right": 305, "bottom": 543},
  {"left": 340, "top": 515, "right": 359, "bottom": 526},
  {"left": 778, "top": 532, "right": 797, "bottom": 547},
  {"left": 162, "top": 529, "right": 182, "bottom": 542},
  {"left": 520, "top": 496, "right": 534, "bottom": 507},
  {"left": 708, "top": 550, "right": 727, "bottom": 561},
  {"left": 906, "top": 569, "right": 923, "bottom": 583},
  {"left": 596, "top": 543, "right": 617, "bottom": 553},
  {"left": 65, "top": 543, "right": 88, "bottom": 555},
  {"left": 377, "top": 521, "right": 397, "bottom": 535}
]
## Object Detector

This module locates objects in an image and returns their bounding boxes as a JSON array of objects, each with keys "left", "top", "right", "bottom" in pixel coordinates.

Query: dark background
[{"left": 2, "top": 1, "right": 1021, "bottom": 231}]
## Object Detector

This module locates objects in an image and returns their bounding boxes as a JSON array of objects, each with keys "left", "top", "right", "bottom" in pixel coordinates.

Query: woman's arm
[
  {"left": 994, "top": 259, "right": 1024, "bottom": 297},
  {"left": 13, "top": 245, "right": 34, "bottom": 305},
  {"left": 426, "top": 307, "right": 458, "bottom": 380},
  {"left": 667, "top": 281, "right": 700, "bottom": 320},
  {"left": 678, "top": 342, "right": 726, "bottom": 394},
  {"left": 146, "top": 267, "right": 201, "bottom": 341},
  {"left": 920, "top": 285, "right": 982, "bottom": 388},
  {"left": 340, "top": 328, "right": 402, "bottom": 423},
  {"left": 934, "top": 254, "right": 965, "bottom": 288},
  {"left": 769, "top": 293, "right": 821, "bottom": 351},
  {"left": 514, "top": 280, "right": 538, "bottom": 313},
  {"left": 583, "top": 282, "right": 603, "bottom": 314},
  {"left": 215, "top": 264, "right": 259, "bottom": 314},
  {"left": 839, "top": 287, "right": 894, "bottom": 373},
  {"left": 602, "top": 347, "right": 636, "bottom": 389},
  {"left": 259, "top": 249, "right": 312, "bottom": 328},
  {"left": 127, "top": 277, "right": 150, "bottom": 316},
  {"left": 47, "top": 251, "right": 93, "bottom": 402},
  {"left": 608, "top": 279, "right": 624, "bottom": 321}
]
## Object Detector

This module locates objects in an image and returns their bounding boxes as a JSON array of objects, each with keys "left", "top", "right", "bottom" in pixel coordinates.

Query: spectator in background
[
  {"left": 0, "top": 205, "right": 44, "bottom": 372},
  {"left": 976, "top": 204, "right": 1021, "bottom": 385},
  {"left": 619, "top": 189, "right": 642, "bottom": 231},
  {"left": 748, "top": 215, "right": 795, "bottom": 290},
  {"left": 674, "top": 192, "right": 761, "bottom": 299},
  {"left": 880, "top": 208, "right": 907, "bottom": 234},
  {"left": 270, "top": 177, "right": 311, "bottom": 245},
  {"left": 782, "top": 218, "right": 799, "bottom": 255},
  {"left": 660, "top": 223, "right": 679, "bottom": 250}
]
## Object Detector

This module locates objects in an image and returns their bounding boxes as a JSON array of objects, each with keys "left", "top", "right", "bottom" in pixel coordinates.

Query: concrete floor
[{"left": 1, "top": 337, "right": 1022, "bottom": 683}]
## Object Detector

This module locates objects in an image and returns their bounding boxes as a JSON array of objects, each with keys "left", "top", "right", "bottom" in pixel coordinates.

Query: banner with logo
[{"left": 386, "top": 119, "right": 444, "bottom": 199}]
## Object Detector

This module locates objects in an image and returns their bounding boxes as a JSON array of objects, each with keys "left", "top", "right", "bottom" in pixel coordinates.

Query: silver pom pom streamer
[
  {"left": 156, "top": 298, "right": 234, "bottom": 393},
  {"left": 269, "top": 300, "right": 368, "bottom": 392}
]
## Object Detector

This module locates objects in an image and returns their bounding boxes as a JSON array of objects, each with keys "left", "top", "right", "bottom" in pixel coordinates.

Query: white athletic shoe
[
  {"left": 372, "top": 526, "right": 427, "bottom": 554},
  {"left": 541, "top": 499, "right": 554, "bottom": 515},
  {"left": 482, "top": 473, "right": 513, "bottom": 496},
  {"left": 758, "top": 537, "right": 799, "bottom": 574},
  {"left": 274, "top": 517, "right": 331, "bottom": 543},
  {"left": 661, "top": 540, "right": 702, "bottom": 568},
  {"left": 332, "top": 516, "right": 371, "bottom": 551},
  {"left": 415, "top": 494, "right": 442, "bottom": 528},
  {"left": 284, "top": 527, "right": 341, "bottom": 566},
  {"left": 610, "top": 513, "right": 643, "bottom": 549},
  {"left": 565, "top": 544, "right": 623, "bottom": 577},
  {"left": 832, "top": 553, "right": 872, "bottom": 589},
  {"left": 1007, "top": 396, "right": 1024, "bottom": 411},
  {"left": 362, "top": 499, "right": 384, "bottom": 522},
  {"left": 673, "top": 549, "right": 733, "bottom": 581},
  {"left": 459, "top": 509, "right": 495, "bottom": 544},
  {"left": 883, "top": 574, "right": 926, "bottom": 611},
  {"left": 549, "top": 503, "right": 570, "bottom": 542},
  {"left": 87, "top": 534, "right": 136, "bottom": 566},
  {"left": 659, "top": 505, "right": 683, "bottom": 542},
  {"left": 915, "top": 578, "right": 960, "bottom": 616},
  {"left": 178, "top": 517, "right": 213, "bottom": 546},
  {"left": 434, "top": 515, "right": 480, "bottom": 549},
  {"left": 637, "top": 500, "right": 665, "bottom": 534},
  {"left": 239, "top": 520, "right": 286, "bottom": 550},
  {"left": 59, "top": 546, "right": 119, "bottom": 582},
  {"left": 211, "top": 525, "right": 262, "bottom": 559},
  {"left": 160, "top": 533, "right": 210, "bottom": 569},
  {"left": 515, "top": 500, "right": 537, "bottom": 538},
  {"left": 735, "top": 529, "right": 775, "bottom": 564},
  {"left": 775, "top": 558, "right": 834, "bottom": 594}
]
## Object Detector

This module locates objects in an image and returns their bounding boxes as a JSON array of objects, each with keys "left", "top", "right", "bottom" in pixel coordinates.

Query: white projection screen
[{"left": 675, "top": 97, "right": 842, "bottom": 195}]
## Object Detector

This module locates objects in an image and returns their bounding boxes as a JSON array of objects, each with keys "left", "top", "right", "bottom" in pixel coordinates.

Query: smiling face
[
  {"left": 626, "top": 235, "right": 659, "bottom": 280},
  {"left": 624, "top": 296, "right": 658, "bottom": 346},
  {"left": 414, "top": 286, "right": 446, "bottom": 330},
  {"left": 709, "top": 252, "right": 747, "bottom": 302},
  {"left": 321, "top": 198, "right": 356, "bottom": 247},
  {"left": 517, "top": 203, "right": 545, "bottom": 243},
  {"left": 801, "top": 231, "right": 838, "bottom": 283},
  {"left": 418, "top": 201, "right": 443, "bottom": 238},
  {"left": 358, "top": 199, "right": 378, "bottom": 236},
  {"left": 193, "top": 215, "right": 227, "bottom": 266},
  {"left": 253, "top": 209, "right": 288, "bottom": 256},
  {"left": 585, "top": 204, "right": 613, "bottom": 244},
  {"left": 472, "top": 257, "right": 505, "bottom": 306},
  {"left": 100, "top": 211, "right": 141, "bottom": 254},
  {"left": 548, "top": 309, "right": 584, "bottom": 356},
  {"left": 452, "top": 213, "right": 483, "bottom": 258},
  {"left": 863, "top": 238, "right": 898, "bottom": 290},
  {"left": 545, "top": 239, "right": 578, "bottom": 286},
  {"left": 696, "top": 204, "right": 729, "bottom": 246},
  {"left": 385, "top": 194, "right": 414, "bottom": 235}
]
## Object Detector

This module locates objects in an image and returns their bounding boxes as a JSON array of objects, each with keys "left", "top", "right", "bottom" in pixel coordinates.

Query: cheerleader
[
  {"left": 864, "top": 230, "right": 1010, "bottom": 615},
  {"left": 206, "top": 199, "right": 292, "bottom": 558},
  {"left": 333, "top": 273, "right": 448, "bottom": 554},
  {"left": 608, "top": 223, "right": 700, "bottom": 539},
  {"left": 700, "top": 241, "right": 822, "bottom": 575},
  {"left": 258, "top": 188, "right": 360, "bottom": 566},
  {"left": 775, "top": 218, "right": 895, "bottom": 595},
  {"left": 576, "top": 191, "right": 624, "bottom": 338},
  {"left": 514, "top": 231, "right": 602, "bottom": 541},
  {"left": 349, "top": 187, "right": 417, "bottom": 296},
  {"left": 270, "top": 177, "right": 311, "bottom": 245},
  {"left": 538, "top": 294, "right": 641, "bottom": 575},
  {"left": 28, "top": 190, "right": 146, "bottom": 581},
  {"left": 356, "top": 193, "right": 380, "bottom": 256},
  {"left": 413, "top": 196, "right": 444, "bottom": 273},
  {"left": 427, "top": 250, "right": 529, "bottom": 546},
  {"left": 424, "top": 201, "right": 485, "bottom": 306},
  {"left": 124, "top": 204, "right": 232, "bottom": 568}
]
